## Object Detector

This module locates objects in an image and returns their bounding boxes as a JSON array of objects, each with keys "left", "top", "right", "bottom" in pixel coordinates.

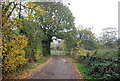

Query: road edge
[
  {"left": 26, "top": 56, "right": 53, "bottom": 79},
  {"left": 65, "top": 56, "right": 84, "bottom": 79}
]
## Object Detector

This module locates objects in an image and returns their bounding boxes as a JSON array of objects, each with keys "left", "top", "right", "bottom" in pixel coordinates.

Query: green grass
[
  {"left": 25, "top": 63, "right": 37, "bottom": 69},
  {"left": 21, "top": 57, "right": 49, "bottom": 70},
  {"left": 71, "top": 58, "right": 93, "bottom": 79},
  {"left": 36, "top": 57, "right": 48, "bottom": 64},
  {"left": 77, "top": 63, "right": 93, "bottom": 79}
]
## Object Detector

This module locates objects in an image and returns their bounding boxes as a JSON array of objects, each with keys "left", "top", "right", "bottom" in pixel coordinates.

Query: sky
[{"left": 66, "top": 0, "right": 119, "bottom": 37}]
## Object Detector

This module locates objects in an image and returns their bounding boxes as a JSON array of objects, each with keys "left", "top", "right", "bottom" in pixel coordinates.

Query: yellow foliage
[
  {"left": 26, "top": 2, "right": 36, "bottom": 8},
  {"left": 74, "top": 47, "right": 92, "bottom": 56},
  {"left": 35, "top": 6, "right": 45, "bottom": 14},
  {"left": 2, "top": 18, "right": 28, "bottom": 73},
  {"left": 2, "top": 2, "right": 45, "bottom": 73},
  {"left": 26, "top": 2, "right": 45, "bottom": 21}
]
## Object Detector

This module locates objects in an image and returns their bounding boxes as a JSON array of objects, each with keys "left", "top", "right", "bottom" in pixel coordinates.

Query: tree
[
  {"left": 58, "top": 40, "right": 66, "bottom": 51},
  {"left": 33, "top": 2, "right": 76, "bottom": 56},
  {"left": 100, "top": 28, "right": 117, "bottom": 48},
  {"left": 16, "top": 2, "right": 45, "bottom": 62},
  {"left": 21, "top": 19, "right": 44, "bottom": 62},
  {"left": 77, "top": 28, "right": 98, "bottom": 50}
]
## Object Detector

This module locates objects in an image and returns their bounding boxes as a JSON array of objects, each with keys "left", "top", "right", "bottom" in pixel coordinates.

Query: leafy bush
[
  {"left": 2, "top": 18, "right": 28, "bottom": 73},
  {"left": 71, "top": 48, "right": 120, "bottom": 80}
]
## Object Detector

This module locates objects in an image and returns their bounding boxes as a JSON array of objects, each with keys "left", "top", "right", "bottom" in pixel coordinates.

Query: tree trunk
[{"left": 42, "top": 40, "right": 51, "bottom": 56}]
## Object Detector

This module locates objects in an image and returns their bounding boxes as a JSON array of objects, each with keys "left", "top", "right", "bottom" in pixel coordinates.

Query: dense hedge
[{"left": 71, "top": 48, "right": 120, "bottom": 80}]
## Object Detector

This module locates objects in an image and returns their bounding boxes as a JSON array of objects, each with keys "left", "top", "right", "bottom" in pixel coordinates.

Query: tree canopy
[{"left": 32, "top": 2, "right": 76, "bottom": 55}]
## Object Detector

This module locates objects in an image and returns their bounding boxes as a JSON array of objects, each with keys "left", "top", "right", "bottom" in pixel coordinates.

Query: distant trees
[
  {"left": 117, "top": 38, "right": 120, "bottom": 56},
  {"left": 99, "top": 28, "right": 117, "bottom": 48},
  {"left": 118, "top": 38, "right": 120, "bottom": 47},
  {"left": 58, "top": 40, "right": 66, "bottom": 51},
  {"left": 77, "top": 28, "right": 98, "bottom": 50}
]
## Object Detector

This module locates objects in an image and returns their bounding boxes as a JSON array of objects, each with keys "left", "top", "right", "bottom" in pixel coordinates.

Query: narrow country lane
[{"left": 28, "top": 54, "right": 81, "bottom": 79}]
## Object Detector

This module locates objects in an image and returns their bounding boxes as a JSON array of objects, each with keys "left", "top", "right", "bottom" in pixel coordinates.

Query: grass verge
[
  {"left": 23, "top": 57, "right": 49, "bottom": 70},
  {"left": 77, "top": 63, "right": 93, "bottom": 79},
  {"left": 71, "top": 58, "right": 93, "bottom": 80}
]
